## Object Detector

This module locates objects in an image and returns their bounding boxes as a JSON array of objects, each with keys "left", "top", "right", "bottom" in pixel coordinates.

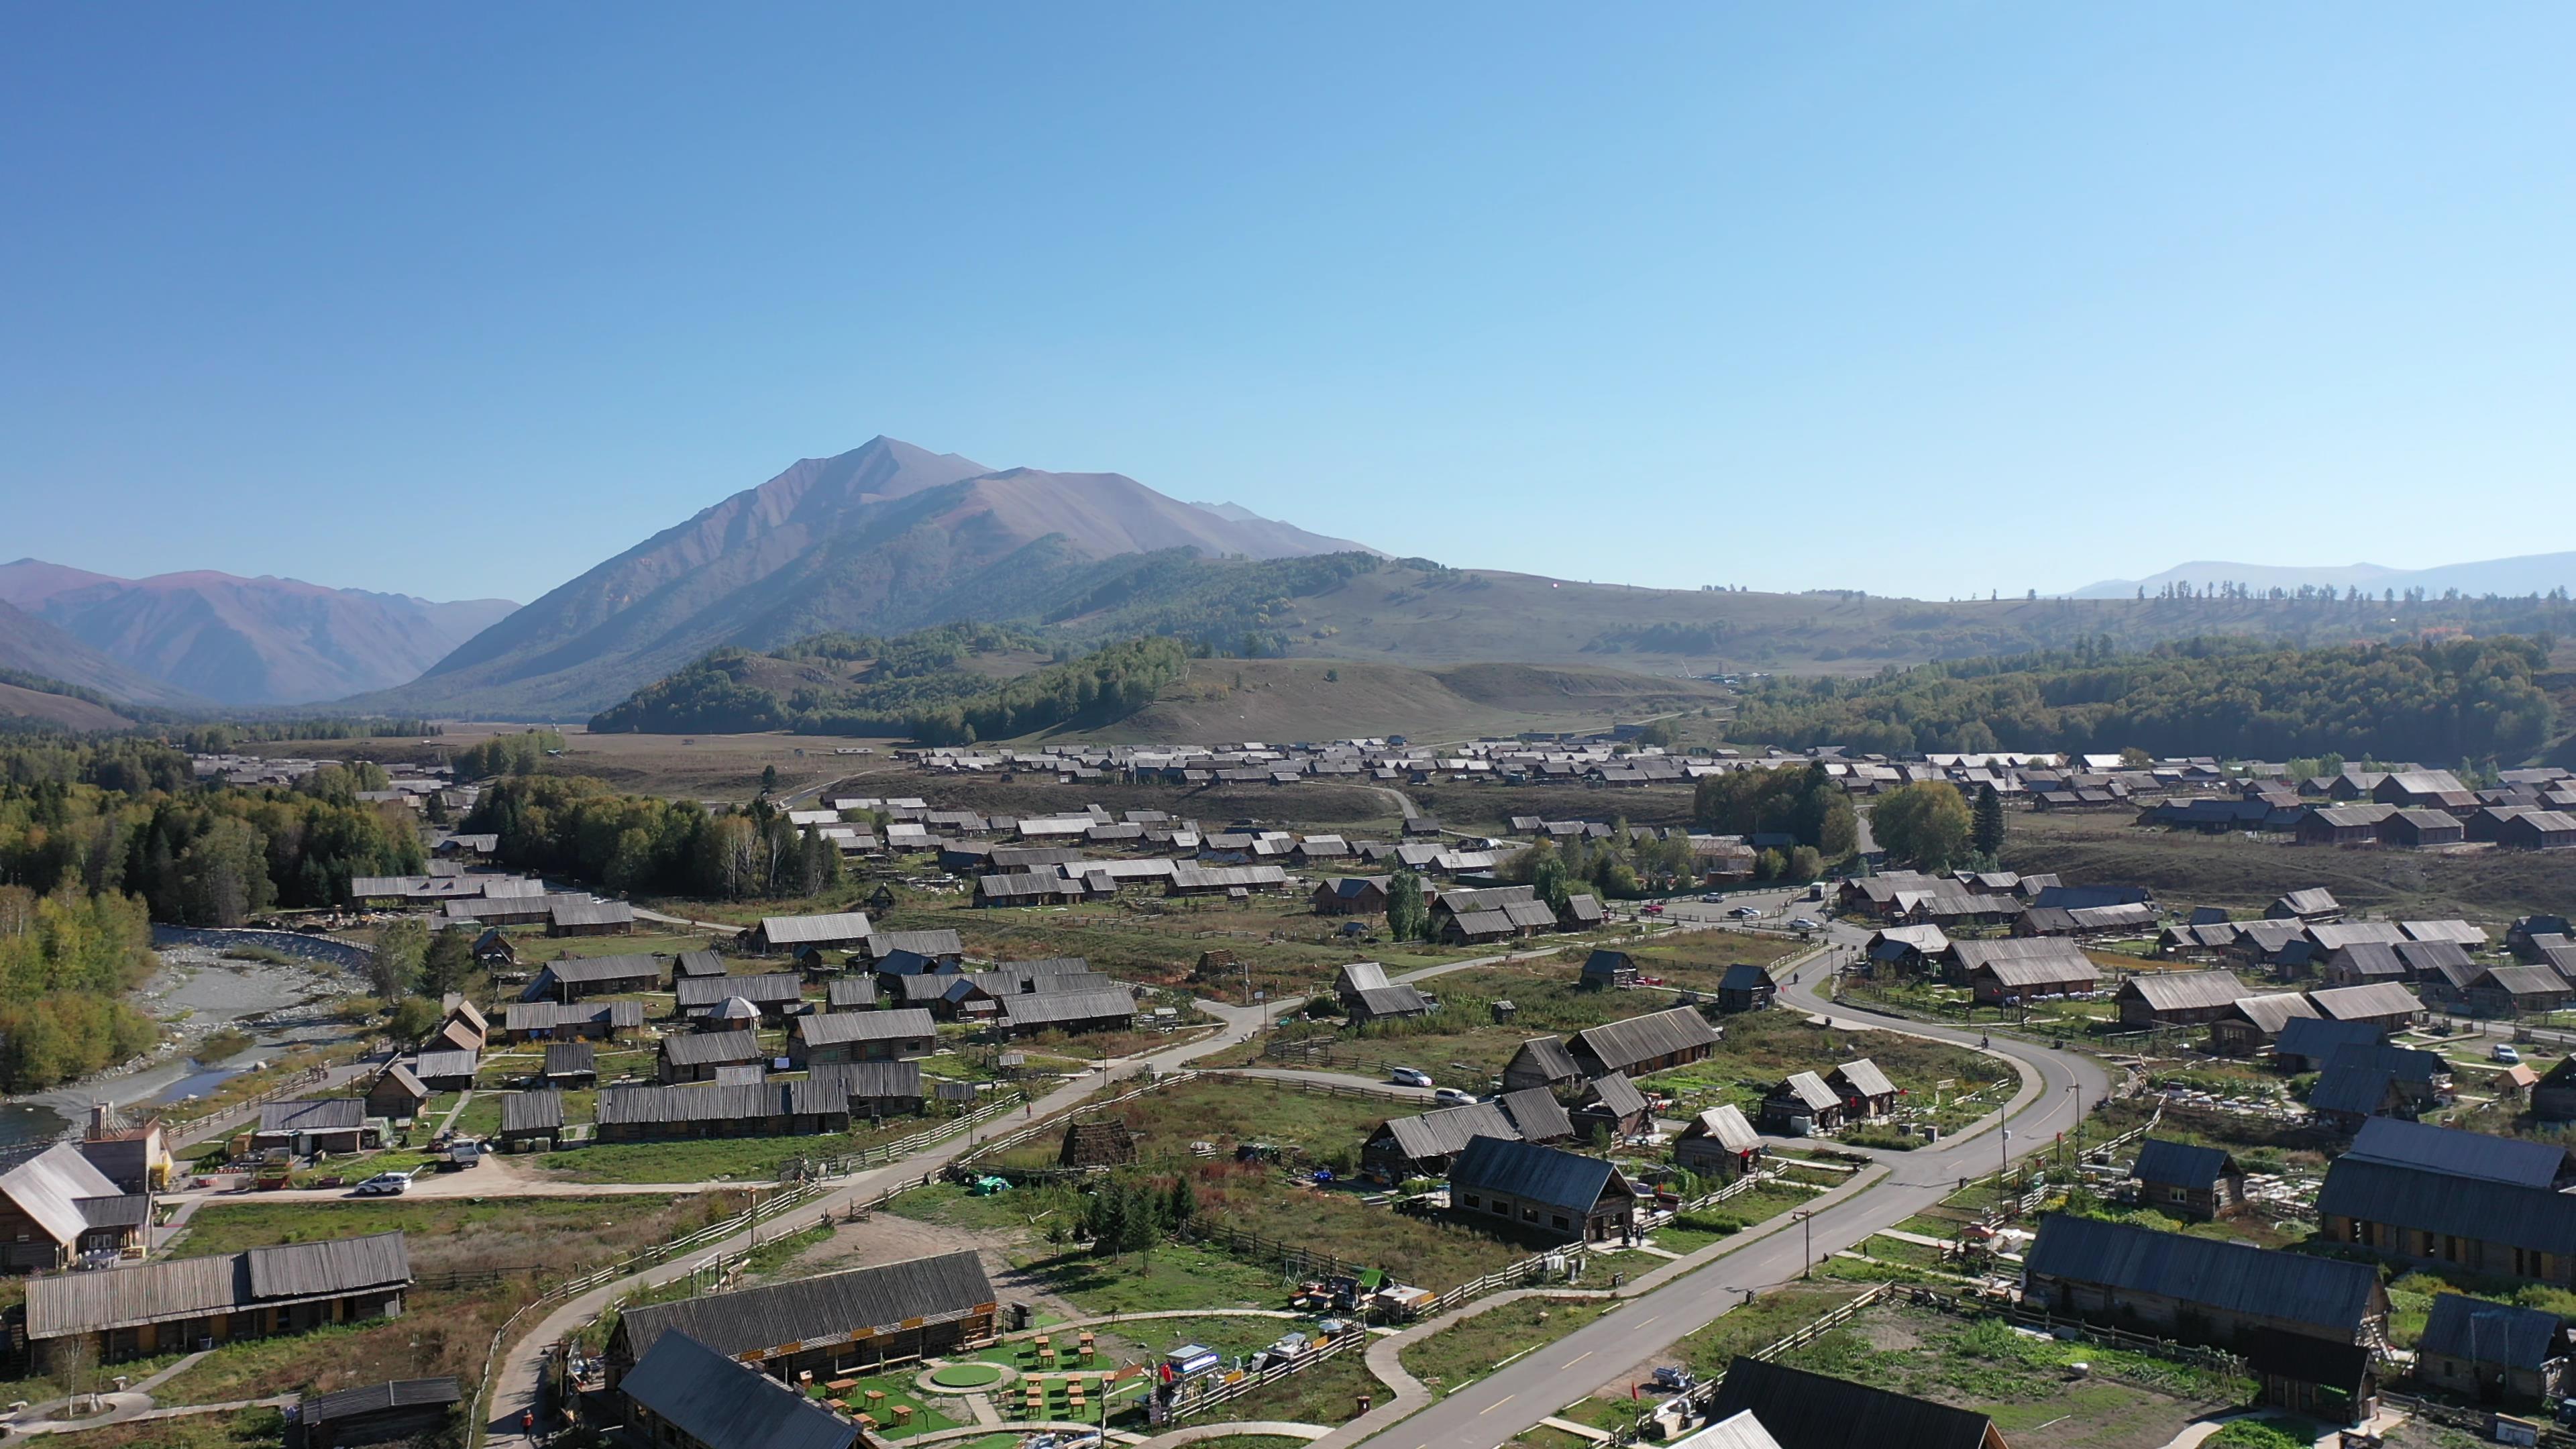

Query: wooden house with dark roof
[
  {"left": 2471, "top": 965, "right": 2575, "bottom": 1018},
  {"left": 1059, "top": 1118, "right": 1138, "bottom": 1168},
  {"left": 2127, "top": 1138, "right": 2245, "bottom": 1221},
  {"left": 2023, "top": 1213, "right": 2387, "bottom": 1350},
  {"left": 606, "top": 1249, "right": 998, "bottom": 1391},
  {"left": 2414, "top": 1294, "right": 2573, "bottom": 1407},
  {"left": 2316, "top": 1118, "right": 2576, "bottom": 1285},
  {"left": 1703, "top": 1356, "right": 2006, "bottom": 1449},
  {"left": 300, "top": 1377, "right": 463, "bottom": 1449},
  {"left": 1716, "top": 963, "right": 1776, "bottom": 1013},
  {"left": 1445, "top": 1135, "right": 1639, "bottom": 1244},
  {"left": 676, "top": 971, "right": 804, "bottom": 1022},
  {"left": 2536, "top": 1056, "right": 2576, "bottom": 1121},
  {"left": 622, "top": 1331, "right": 861, "bottom": 1449},
  {"left": 2306, "top": 981, "right": 2423, "bottom": 1032}
]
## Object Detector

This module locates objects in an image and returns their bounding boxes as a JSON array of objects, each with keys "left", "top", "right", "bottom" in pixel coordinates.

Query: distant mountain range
[
  {"left": 2069, "top": 551, "right": 2576, "bottom": 600},
  {"left": 0, "top": 559, "right": 518, "bottom": 706},
  {"left": 365, "top": 437, "right": 1378, "bottom": 716},
  {"left": 0, "top": 598, "right": 198, "bottom": 708}
]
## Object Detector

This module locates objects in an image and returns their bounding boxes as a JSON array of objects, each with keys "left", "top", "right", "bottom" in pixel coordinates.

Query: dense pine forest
[{"left": 1728, "top": 635, "right": 2560, "bottom": 764}]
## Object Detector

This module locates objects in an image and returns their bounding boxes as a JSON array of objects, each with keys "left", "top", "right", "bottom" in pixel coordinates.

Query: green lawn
[
  {"left": 1399, "top": 1297, "right": 1617, "bottom": 1396},
  {"left": 535, "top": 1129, "right": 875, "bottom": 1175},
  {"left": 1012, "top": 1242, "right": 1289, "bottom": 1316},
  {"left": 39, "top": 1407, "right": 286, "bottom": 1449},
  {"left": 1776, "top": 1304, "right": 2245, "bottom": 1449},
  {"left": 174, "top": 1193, "right": 737, "bottom": 1278}
]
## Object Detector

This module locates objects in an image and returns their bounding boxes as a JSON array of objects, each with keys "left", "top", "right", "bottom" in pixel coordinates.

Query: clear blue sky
[{"left": 6, "top": 5, "right": 2573, "bottom": 605}]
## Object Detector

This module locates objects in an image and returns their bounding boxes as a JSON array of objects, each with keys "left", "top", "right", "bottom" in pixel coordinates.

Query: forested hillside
[
  {"left": 0, "top": 738, "right": 427, "bottom": 1089},
  {"left": 1728, "top": 635, "right": 2559, "bottom": 763},
  {"left": 592, "top": 629, "right": 1195, "bottom": 744},
  {"left": 589, "top": 624, "right": 1051, "bottom": 735}
]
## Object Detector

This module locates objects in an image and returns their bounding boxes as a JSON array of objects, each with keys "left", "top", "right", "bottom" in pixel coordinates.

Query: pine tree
[{"left": 1972, "top": 783, "right": 2006, "bottom": 861}]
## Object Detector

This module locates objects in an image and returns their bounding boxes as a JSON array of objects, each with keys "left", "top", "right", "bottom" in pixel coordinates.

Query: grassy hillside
[
  {"left": 0, "top": 677, "right": 131, "bottom": 731},
  {"left": 1060, "top": 657, "right": 1730, "bottom": 745}
]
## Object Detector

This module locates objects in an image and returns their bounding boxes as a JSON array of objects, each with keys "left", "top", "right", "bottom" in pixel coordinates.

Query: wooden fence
[
  {"left": 1163, "top": 1320, "right": 1368, "bottom": 1422},
  {"left": 1627, "top": 1284, "right": 1898, "bottom": 1443}
]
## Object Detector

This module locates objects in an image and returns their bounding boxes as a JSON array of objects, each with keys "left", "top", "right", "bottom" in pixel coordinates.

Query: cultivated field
[{"left": 2000, "top": 809, "right": 2576, "bottom": 920}]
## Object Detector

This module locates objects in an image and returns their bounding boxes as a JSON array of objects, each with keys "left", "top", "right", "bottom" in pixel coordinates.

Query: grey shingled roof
[
  {"left": 998, "top": 989, "right": 1136, "bottom": 1030},
  {"left": 596, "top": 1081, "right": 839, "bottom": 1128},
  {"left": 674, "top": 950, "right": 727, "bottom": 977},
  {"left": 660, "top": 1030, "right": 764, "bottom": 1068},
  {"left": 796, "top": 1007, "right": 936, "bottom": 1048},
  {"left": 618, "top": 1250, "right": 995, "bottom": 1362},
  {"left": 1684, "top": 1104, "right": 1762, "bottom": 1153},
  {"left": 2220, "top": 994, "right": 2318, "bottom": 1038},
  {"left": 301, "top": 1377, "right": 462, "bottom": 1428},
  {"left": 755, "top": 912, "right": 873, "bottom": 947},
  {"left": 1449, "top": 1134, "right": 1631, "bottom": 1215},
  {"left": 2024, "top": 1214, "right": 2377, "bottom": 1337},
  {"left": 1570, "top": 1006, "right": 1719, "bottom": 1075},
  {"left": 543, "top": 1042, "right": 595, "bottom": 1077},
  {"left": 30, "top": 1232, "right": 413, "bottom": 1340},
  {"left": 623, "top": 1332, "right": 857, "bottom": 1449},
  {"left": 535, "top": 953, "right": 663, "bottom": 986},
  {"left": 258, "top": 1098, "right": 366, "bottom": 1134},
  {"left": 1583, "top": 1073, "right": 1650, "bottom": 1119},
  {"left": 547, "top": 898, "right": 635, "bottom": 929},
  {"left": 678, "top": 973, "right": 804, "bottom": 1010},
  {"left": 1379, "top": 1102, "right": 1523, "bottom": 1163},
  {"left": 1497, "top": 1087, "right": 1574, "bottom": 1140},
  {"left": 502, "top": 1091, "right": 566, "bottom": 1134},
  {"left": 504, "top": 1000, "right": 645, "bottom": 1034},
  {"left": 2120, "top": 972, "right": 2252, "bottom": 1013},
  {"left": 1829, "top": 1058, "right": 1896, "bottom": 1099},
  {"left": 1776, "top": 1071, "right": 1839, "bottom": 1113},
  {"left": 1349, "top": 984, "right": 1432, "bottom": 1018},
  {"left": 1509, "top": 1037, "right": 1582, "bottom": 1082},
  {"left": 806, "top": 1061, "right": 924, "bottom": 1103},
  {"left": 826, "top": 977, "right": 879, "bottom": 1009},
  {"left": 2306, "top": 981, "right": 2423, "bottom": 1022}
]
